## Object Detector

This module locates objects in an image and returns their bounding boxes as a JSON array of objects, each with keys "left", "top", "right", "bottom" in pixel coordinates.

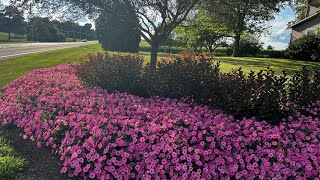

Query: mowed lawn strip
[
  {"left": 141, "top": 52, "right": 320, "bottom": 75},
  {"left": 0, "top": 132, "right": 25, "bottom": 179},
  {"left": 138, "top": 41, "right": 319, "bottom": 74},
  {"left": 0, "top": 43, "right": 103, "bottom": 88},
  {"left": 216, "top": 56, "right": 320, "bottom": 75}
]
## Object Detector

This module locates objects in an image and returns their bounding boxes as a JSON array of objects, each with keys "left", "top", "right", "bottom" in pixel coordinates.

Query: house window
[{"left": 306, "top": 28, "right": 317, "bottom": 35}]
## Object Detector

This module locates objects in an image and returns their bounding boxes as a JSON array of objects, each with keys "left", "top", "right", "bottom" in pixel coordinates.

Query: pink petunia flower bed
[{"left": 0, "top": 64, "right": 319, "bottom": 179}]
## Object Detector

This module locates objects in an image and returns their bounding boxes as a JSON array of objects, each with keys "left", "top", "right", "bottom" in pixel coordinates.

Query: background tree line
[
  {"left": 0, "top": 5, "right": 26, "bottom": 40},
  {"left": 8, "top": 0, "right": 312, "bottom": 64},
  {"left": 0, "top": 5, "right": 95, "bottom": 42},
  {"left": 27, "top": 17, "right": 95, "bottom": 42},
  {"left": 93, "top": 0, "right": 291, "bottom": 65}
]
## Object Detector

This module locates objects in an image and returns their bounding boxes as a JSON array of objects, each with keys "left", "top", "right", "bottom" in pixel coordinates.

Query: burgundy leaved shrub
[
  {"left": 76, "top": 51, "right": 320, "bottom": 124},
  {"left": 76, "top": 53, "right": 144, "bottom": 95},
  {"left": 288, "top": 66, "right": 320, "bottom": 106}
]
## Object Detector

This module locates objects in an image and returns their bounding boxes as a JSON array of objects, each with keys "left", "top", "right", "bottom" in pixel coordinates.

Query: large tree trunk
[
  {"left": 233, "top": 34, "right": 241, "bottom": 57},
  {"left": 8, "top": 32, "right": 11, "bottom": 41},
  {"left": 208, "top": 45, "right": 214, "bottom": 54},
  {"left": 150, "top": 44, "right": 159, "bottom": 71}
]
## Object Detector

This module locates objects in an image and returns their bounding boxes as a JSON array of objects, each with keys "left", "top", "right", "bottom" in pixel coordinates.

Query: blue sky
[
  {"left": 78, "top": 18, "right": 91, "bottom": 26},
  {"left": 261, "top": 6, "right": 296, "bottom": 50}
]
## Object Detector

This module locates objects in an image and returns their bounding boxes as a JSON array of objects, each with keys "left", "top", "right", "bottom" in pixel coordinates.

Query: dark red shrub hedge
[{"left": 76, "top": 52, "right": 320, "bottom": 124}]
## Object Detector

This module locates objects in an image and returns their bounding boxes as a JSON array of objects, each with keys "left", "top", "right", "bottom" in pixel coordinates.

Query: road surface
[{"left": 0, "top": 41, "right": 98, "bottom": 62}]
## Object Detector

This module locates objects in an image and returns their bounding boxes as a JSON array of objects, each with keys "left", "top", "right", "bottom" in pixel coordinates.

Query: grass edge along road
[
  {"left": 0, "top": 43, "right": 103, "bottom": 89},
  {"left": 0, "top": 131, "right": 25, "bottom": 179}
]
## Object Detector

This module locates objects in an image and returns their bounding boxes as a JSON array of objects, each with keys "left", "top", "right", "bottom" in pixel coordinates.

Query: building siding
[
  {"left": 291, "top": 16, "right": 320, "bottom": 41},
  {"left": 307, "top": 5, "right": 319, "bottom": 16},
  {"left": 309, "top": 0, "right": 320, "bottom": 6}
]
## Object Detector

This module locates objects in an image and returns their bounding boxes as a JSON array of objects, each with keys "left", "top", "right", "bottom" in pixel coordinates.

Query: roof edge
[{"left": 289, "top": 12, "right": 320, "bottom": 28}]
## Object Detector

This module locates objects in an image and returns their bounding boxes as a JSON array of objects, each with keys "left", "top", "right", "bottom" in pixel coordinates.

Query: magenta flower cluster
[{"left": 0, "top": 65, "right": 319, "bottom": 179}]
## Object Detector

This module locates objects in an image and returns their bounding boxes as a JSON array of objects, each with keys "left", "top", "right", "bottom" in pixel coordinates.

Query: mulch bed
[{"left": 1, "top": 126, "right": 78, "bottom": 180}]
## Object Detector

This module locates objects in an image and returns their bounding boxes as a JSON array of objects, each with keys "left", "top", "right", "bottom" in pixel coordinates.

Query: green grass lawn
[
  {"left": 138, "top": 41, "right": 319, "bottom": 74},
  {"left": 0, "top": 132, "right": 25, "bottom": 179},
  {"left": 216, "top": 57, "right": 320, "bottom": 75},
  {"left": 0, "top": 43, "right": 103, "bottom": 88},
  {"left": 140, "top": 52, "right": 319, "bottom": 75}
]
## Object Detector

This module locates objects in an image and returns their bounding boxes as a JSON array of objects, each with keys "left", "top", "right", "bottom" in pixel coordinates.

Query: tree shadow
[{"left": 217, "top": 57, "right": 320, "bottom": 74}]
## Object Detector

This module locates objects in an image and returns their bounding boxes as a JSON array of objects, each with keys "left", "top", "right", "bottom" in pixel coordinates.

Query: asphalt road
[{"left": 0, "top": 41, "right": 98, "bottom": 62}]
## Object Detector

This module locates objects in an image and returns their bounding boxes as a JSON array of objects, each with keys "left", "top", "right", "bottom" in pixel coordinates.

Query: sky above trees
[{"left": 261, "top": 6, "right": 295, "bottom": 50}]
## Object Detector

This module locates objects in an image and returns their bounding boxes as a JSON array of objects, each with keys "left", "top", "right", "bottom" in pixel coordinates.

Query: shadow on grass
[{"left": 216, "top": 57, "right": 320, "bottom": 74}]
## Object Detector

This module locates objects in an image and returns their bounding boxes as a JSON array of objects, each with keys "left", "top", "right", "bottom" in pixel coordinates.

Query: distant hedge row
[
  {"left": 140, "top": 35, "right": 320, "bottom": 62},
  {"left": 214, "top": 48, "right": 285, "bottom": 58},
  {"left": 139, "top": 46, "right": 183, "bottom": 55},
  {"left": 139, "top": 46, "right": 285, "bottom": 59}
]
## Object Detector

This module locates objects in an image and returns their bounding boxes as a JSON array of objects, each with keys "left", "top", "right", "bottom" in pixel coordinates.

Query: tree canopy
[
  {"left": 203, "top": 0, "right": 290, "bottom": 56},
  {"left": 292, "top": 0, "right": 309, "bottom": 21},
  {"left": 27, "top": 17, "right": 66, "bottom": 42},
  {"left": 95, "top": 1, "right": 141, "bottom": 52},
  {"left": 12, "top": 0, "right": 200, "bottom": 70},
  {"left": 174, "top": 12, "right": 228, "bottom": 53},
  {"left": 0, "top": 5, "right": 26, "bottom": 40}
]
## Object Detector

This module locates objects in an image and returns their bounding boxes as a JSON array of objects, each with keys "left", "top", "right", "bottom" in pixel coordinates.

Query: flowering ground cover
[
  {"left": 0, "top": 132, "right": 25, "bottom": 178},
  {"left": 0, "top": 64, "right": 319, "bottom": 179}
]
